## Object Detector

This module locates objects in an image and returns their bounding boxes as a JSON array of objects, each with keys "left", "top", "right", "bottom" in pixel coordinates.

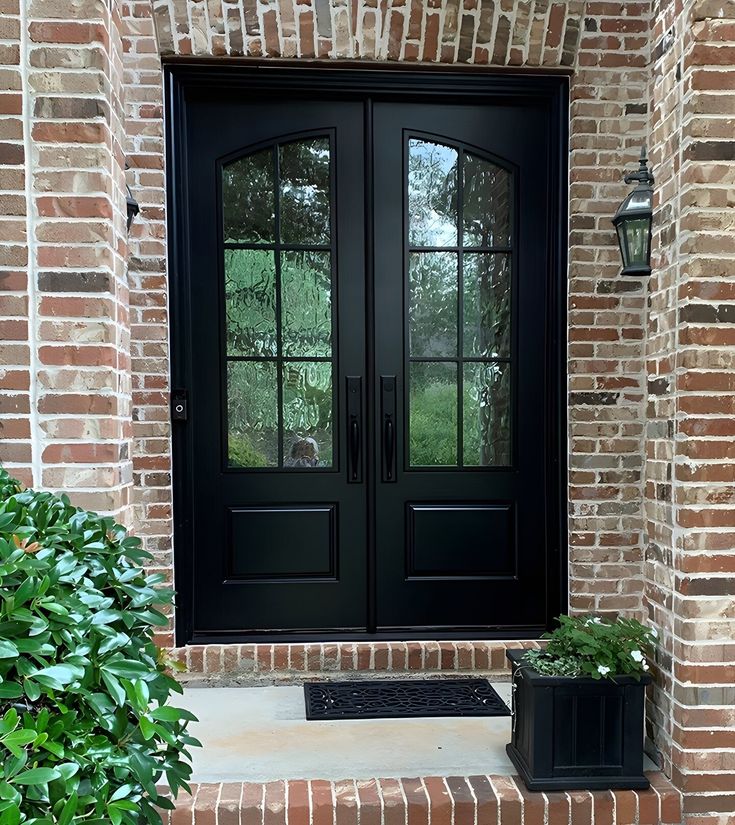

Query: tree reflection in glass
[
  {"left": 222, "top": 138, "right": 334, "bottom": 469},
  {"left": 408, "top": 139, "right": 458, "bottom": 247},
  {"left": 407, "top": 139, "right": 513, "bottom": 468}
]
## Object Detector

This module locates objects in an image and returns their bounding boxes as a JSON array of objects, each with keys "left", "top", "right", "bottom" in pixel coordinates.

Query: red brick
[
  {"left": 311, "top": 780, "right": 333, "bottom": 825},
  {"left": 402, "top": 778, "right": 429, "bottom": 825}
]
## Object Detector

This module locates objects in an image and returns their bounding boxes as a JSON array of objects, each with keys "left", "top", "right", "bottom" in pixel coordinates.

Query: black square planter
[{"left": 506, "top": 649, "right": 652, "bottom": 791}]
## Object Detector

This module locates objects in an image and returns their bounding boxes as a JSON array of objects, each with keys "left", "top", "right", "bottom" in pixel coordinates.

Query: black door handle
[
  {"left": 381, "top": 376, "right": 397, "bottom": 482},
  {"left": 384, "top": 416, "right": 394, "bottom": 480},
  {"left": 346, "top": 377, "right": 362, "bottom": 483},
  {"left": 350, "top": 417, "right": 360, "bottom": 481}
]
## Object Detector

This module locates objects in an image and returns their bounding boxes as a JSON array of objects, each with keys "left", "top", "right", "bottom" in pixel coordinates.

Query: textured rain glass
[
  {"left": 281, "top": 250, "right": 332, "bottom": 357},
  {"left": 227, "top": 361, "right": 279, "bottom": 468},
  {"left": 409, "top": 252, "right": 457, "bottom": 357},
  {"left": 463, "top": 362, "right": 511, "bottom": 466},
  {"left": 624, "top": 217, "right": 649, "bottom": 265},
  {"left": 463, "top": 154, "right": 511, "bottom": 248},
  {"left": 282, "top": 361, "right": 333, "bottom": 468},
  {"left": 409, "top": 362, "right": 457, "bottom": 467},
  {"left": 222, "top": 149, "right": 275, "bottom": 244},
  {"left": 279, "top": 138, "right": 331, "bottom": 245},
  {"left": 224, "top": 249, "right": 277, "bottom": 357},
  {"left": 408, "top": 139, "right": 458, "bottom": 247},
  {"left": 463, "top": 254, "right": 511, "bottom": 358}
]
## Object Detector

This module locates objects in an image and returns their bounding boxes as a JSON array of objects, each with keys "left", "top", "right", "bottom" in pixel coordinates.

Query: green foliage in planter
[
  {"left": 522, "top": 614, "right": 656, "bottom": 680},
  {"left": 0, "top": 468, "right": 198, "bottom": 824}
]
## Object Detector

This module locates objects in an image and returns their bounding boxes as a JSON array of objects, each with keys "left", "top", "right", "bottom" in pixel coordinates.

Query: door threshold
[{"left": 187, "top": 626, "right": 546, "bottom": 644}]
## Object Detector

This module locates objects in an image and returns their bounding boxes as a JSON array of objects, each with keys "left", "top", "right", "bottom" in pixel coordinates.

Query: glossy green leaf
[
  {"left": 12, "top": 767, "right": 62, "bottom": 785},
  {"left": 0, "top": 642, "right": 18, "bottom": 659}
]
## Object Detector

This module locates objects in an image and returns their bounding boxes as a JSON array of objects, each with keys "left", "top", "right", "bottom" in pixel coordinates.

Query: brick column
[
  {"left": 648, "top": 0, "right": 735, "bottom": 820},
  {"left": 568, "top": 1, "right": 651, "bottom": 619},
  {"left": 0, "top": 0, "right": 132, "bottom": 518},
  {"left": 121, "top": 0, "right": 172, "bottom": 643},
  {"left": 0, "top": 0, "right": 33, "bottom": 486}
]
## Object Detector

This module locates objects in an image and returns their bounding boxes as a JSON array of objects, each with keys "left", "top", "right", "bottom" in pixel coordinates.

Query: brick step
[
  {"left": 174, "top": 641, "right": 541, "bottom": 686},
  {"left": 163, "top": 773, "right": 682, "bottom": 825}
]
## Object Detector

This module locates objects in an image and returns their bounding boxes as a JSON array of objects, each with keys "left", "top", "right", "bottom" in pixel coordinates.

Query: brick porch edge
[
  {"left": 173, "top": 641, "right": 542, "bottom": 684},
  {"left": 160, "top": 773, "right": 682, "bottom": 825}
]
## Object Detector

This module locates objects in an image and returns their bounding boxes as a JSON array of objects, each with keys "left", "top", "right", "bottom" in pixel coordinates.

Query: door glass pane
[
  {"left": 282, "top": 250, "right": 332, "bottom": 357},
  {"left": 228, "top": 361, "right": 279, "bottom": 467},
  {"left": 409, "top": 252, "right": 457, "bottom": 357},
  {"left": 223, "top": 136, "right": 335, "bottom": 470},
  {"left": 463, "top": 154, "right": 511, "bottom": 248},
  {"left": 405, "top": 139, "right": 515, "bottom": 470},
  {"left": 283, "top": 361, "right": 333, "bottom": 468},
  {"left": 463, "top": 253, "right": 511, "bottom": 358},
  {"left": 222, "top": 149, "right": 275, "bottom": 243},
  {"left": 224, "top": 249, "right": 277, "bottom": 357},
  {"left": 408, "top": 139, "right": 458, "bottom": 247},
  {"left": 409, "top": 362, "right": 457, "bottom": 467},
  {"left": 463, "top": 362, "right": 511, "bottom": 466},
  {"left": 279, "top": 138, "right": 331, "bottom": 245}
]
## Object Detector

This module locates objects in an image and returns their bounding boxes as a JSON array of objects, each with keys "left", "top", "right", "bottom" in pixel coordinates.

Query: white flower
[
  {"left": 630, "top": 650, "right": 644, "bottom": 663},
  {"left": 597, "top": 665, "right": 611, "bottom": 676},
  {"left": 585, "top": 617, "right": 603, "bottom": 626},
  {"left": 642, "top": 663, "right": 650, "bottom": 671}
]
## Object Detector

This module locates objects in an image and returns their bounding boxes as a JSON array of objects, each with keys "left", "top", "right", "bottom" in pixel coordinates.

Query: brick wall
[
  {"left": 568, "top": 1, "right": 650, "bottom": 618},
  {"left": 0, "top": 0, "right": 132, "bottom": 520},
  {"left": 0, "top": 0, "right": 30, "bottom": 485},
  {"left": 4, "top": 2, "right": 735, "bottom": 819},
  {"left": 120, "top": 0, "right": 173, "bottom": 644},
  {"left": 647, "top": 0, "right": 735, "bottom": 821},
  {"left": 152, "top": 0, "right": 587, "bottom": 64}
]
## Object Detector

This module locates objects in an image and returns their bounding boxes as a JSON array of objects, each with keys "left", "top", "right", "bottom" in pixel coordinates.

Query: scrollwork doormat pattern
[{"left": 304, "top": 678, "right": 510, "bottom": 720}]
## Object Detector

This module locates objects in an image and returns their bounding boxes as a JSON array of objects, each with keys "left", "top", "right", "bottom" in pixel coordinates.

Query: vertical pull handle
[
  {"left": 384, "top": 417, "right": 394, "bottom": 480},
  {"left": 346, "top": 377, "right": 362, "bottom": 483},
  {"left": 350, "top": 418, "right": 360, "bottom": 481},
  {"left": 381, "top": 376, "right": 397, "bottom": 482}
]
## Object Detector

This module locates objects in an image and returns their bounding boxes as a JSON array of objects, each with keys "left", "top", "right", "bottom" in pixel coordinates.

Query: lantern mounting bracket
[{"left": 624, "top": 145, "right": 655, "bottom": 188}]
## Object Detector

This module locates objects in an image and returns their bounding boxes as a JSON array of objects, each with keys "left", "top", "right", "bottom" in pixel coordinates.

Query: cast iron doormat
[{"left": 304, "top": 678, "right": 510, "bottom": 720}]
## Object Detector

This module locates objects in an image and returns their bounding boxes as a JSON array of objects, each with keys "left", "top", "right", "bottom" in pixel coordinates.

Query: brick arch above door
[{"left": 152, "top": 0, "right": 587, "bottom": 66}]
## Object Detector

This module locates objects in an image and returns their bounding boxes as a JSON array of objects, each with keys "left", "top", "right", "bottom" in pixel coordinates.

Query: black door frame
[{"left": 165, "top": 63, "right": 569, "bottom": 646}]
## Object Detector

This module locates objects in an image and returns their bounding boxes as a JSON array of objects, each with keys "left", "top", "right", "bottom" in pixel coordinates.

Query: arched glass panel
[
  {"left": 222, "top": 136, "right": 334, "bottom": 470},
  {"left": 463, "top": 154, "right": 511, "bottom": 248},
  {"left": 407, "top": 138, "right": 512, "bottom": 469},
  {"left": 222, "top": 148, "right": 275, "bottom": 244},
  {"left": 408, "top": 139, "right": 458, "bottom": 246},
  {"left": 279, "top": 139, "right": 331, "bottom": 245}
]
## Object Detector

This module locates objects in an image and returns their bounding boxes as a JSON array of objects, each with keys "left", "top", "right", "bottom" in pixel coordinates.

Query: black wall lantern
[
  {"left": 125, "top": 160, "right": 140, "bottom": 232},
  {"left": 126, "top": 183, "right": 140, "bottom": 232},
  {"left": 612, "top": 146, "right": 654, "bottom": 276}
]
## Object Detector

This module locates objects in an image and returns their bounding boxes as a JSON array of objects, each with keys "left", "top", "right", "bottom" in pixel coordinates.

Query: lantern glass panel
[
  {"left": 626, "top": 190, "right": 653, "bottom": 211},
  {"left": 616, "top": 224, "right": 629, "bottom": 267},
  {"left": 623, "top": 217, "right": 649, "bottom": 265}
]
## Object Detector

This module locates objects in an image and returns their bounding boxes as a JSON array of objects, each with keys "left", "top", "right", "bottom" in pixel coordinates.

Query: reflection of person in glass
[{"left": 285, "top": 436, "right": 320, "bottom": 468}]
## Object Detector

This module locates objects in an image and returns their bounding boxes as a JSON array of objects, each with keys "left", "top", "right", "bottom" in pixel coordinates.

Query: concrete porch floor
[{"left": 180, "top": 682, "right": 519, "bottom": 783}]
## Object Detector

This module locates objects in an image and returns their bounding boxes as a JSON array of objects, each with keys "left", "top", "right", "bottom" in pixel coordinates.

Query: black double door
[{"left": 173, "top": 72, "right": 564, "bottom": 640}]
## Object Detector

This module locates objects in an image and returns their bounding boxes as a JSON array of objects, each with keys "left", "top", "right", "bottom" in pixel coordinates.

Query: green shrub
[
  {"left": 0, "top": 468, "right": 198, "bottom": 824},
  {"left": 522, "top": 614, "right": 656, "bottom": 680}
]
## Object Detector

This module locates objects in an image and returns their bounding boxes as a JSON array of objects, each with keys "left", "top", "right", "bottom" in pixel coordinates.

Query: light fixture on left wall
[{"left": 612, "top": 145, "right": 654, "bottom": 277}]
